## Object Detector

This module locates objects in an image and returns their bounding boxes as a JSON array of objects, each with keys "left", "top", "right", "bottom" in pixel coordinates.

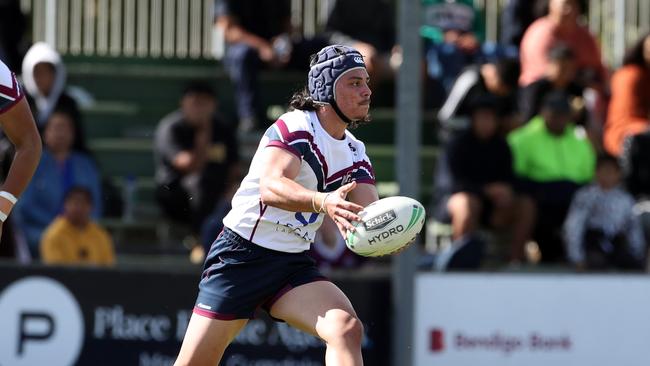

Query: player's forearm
[
  {"left": 260, "top": 176, "right": 326, "bottom": 213},
  {"left": 2, "top": 134, "right": 41, "bottom": 196}
]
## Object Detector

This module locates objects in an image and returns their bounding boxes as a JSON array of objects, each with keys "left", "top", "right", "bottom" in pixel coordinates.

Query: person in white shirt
[{"left": 174, "top": 45, "right": 377, "bottom": 366}]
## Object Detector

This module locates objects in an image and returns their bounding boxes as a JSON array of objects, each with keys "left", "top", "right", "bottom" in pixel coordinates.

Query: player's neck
[{"left": 316, "top": 107, "right": 347, "bottom": 140}]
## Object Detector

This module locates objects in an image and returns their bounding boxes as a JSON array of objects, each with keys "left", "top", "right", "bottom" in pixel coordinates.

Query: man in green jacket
[{"left": 508, "top": 91, "right": 596, "bottom": 263}]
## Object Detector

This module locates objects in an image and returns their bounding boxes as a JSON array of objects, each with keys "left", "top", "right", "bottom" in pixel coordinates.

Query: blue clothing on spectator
[{"left": 13, "top": 150, "right": 102, "bottom": 255}]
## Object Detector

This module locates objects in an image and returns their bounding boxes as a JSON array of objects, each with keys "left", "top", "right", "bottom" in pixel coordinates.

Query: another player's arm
[
  {"left": 0, "top": 98, "right": 42, "bottom": 199},
  {"left": 259, "top": 146, "right": 362, "bottom": 232}
]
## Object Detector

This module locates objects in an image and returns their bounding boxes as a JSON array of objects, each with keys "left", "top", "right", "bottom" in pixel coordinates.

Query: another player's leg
[
  {"left": 269, "top": 281, "right": 363, "bottom": 366},
  {"left": 174, "top": 314, "right": 247, "bottom": 366}
]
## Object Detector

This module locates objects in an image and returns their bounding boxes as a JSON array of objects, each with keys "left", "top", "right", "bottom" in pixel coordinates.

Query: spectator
[
  {"left": 433, "top": 96, "right": 530, "bottom": 269},
  {"left": 519, "top": 0, "right": 606, "bottom": 89},
  {"left": 308, "top": 216, "right": 365, "bottom": 272},
  {"left": 604, "top": 32, "right": 650, "bottom": 157},
  {"left": 21, "top": 42, "right": 81, "bottom": 127},
  {"left": 40, "top": 186, "right": 115, "bottom": 266},
  {"left": 154, "top": 82, "right": 240, "bottom": 237},
  {"left": 13, "top": 108, "right": 102, "bottom": 257},
  {"left": 508, "top": 91, "right": 596, "bottom": 262},
  {"left": 325, "top": 0, "right": 396, "bottom": 81},
  {"left": 519, "top": 44, "right": 585, "bottom": 125},
  {"left": 563, "top": 154, "right": 645, "bottom": 271},
  {"left": 215, "top": 0, "right": 327, "bottom": 132},
  {"left": 437, "top": 58, "right": 520, "bottom": 134}
]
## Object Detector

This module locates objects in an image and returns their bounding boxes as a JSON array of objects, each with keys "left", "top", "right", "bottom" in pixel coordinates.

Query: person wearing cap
[
  {"left": 508, "top": 91, "right": 596, "bottom": 263},
  {"left": 0, "top": 59, "right": 42, "bottom": 253},
  {"left": 154, "top": 81, "right": 240, "bottom": 237},
  {"left": 174, "top": 45, "right": 376, "bottom": 366}
]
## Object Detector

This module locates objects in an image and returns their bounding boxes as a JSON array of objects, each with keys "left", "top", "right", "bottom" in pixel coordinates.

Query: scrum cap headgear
[{"left": 308, "top": 45, "right": 366, "bottom": 123}]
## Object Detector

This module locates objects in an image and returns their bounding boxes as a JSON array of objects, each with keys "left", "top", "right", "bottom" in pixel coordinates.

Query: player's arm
[
  {"left": 347, "top": 183, "right": 379, "bottom": 208},
  {"left": 259, "top": 146, "right": 362, "bottom": 232},
  {"left": 0, "top": 97, "right": 42, "bottom": 199}
]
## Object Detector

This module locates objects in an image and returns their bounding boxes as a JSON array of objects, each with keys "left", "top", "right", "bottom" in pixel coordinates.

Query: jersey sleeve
[
  {"left": 349, "top": 142, "right": 375, "bottom": 185},
  {"left": 0, "top": 61, "right": 24, "bottom": 114},
  {"left": 264, "top": 117, "right": 311, "bottom": 159}
]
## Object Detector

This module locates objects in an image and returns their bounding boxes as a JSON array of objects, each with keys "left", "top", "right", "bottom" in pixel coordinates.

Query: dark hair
[
  {"left": 623, "top": 32, "right": 650, "bottom": 67},
  {"left": 495, "top": 58, "right": 520, "bottom": 90},
  {"left": 48, "top": 106, "right": 91, "bottom": 155},
  {"left": 64, "top": 186, "right": 93, "bottom": 204},
  {"left": 288, "top": 87, "right": 371, "bottom": 129},
  {"left": 548, "top": 43, "right": 575, "bottom": 61},
  {"left": 596, "top": 153, "right": 620, "bottom": 170},
  {"left": 542, "top": 91, "right": 572, "bottom": 114},
  {"left": 288, "top": 87, "right": 319, "bottom": 112},
  {"left": 182, "top": 80, "right": 216, "bottom": 98}
]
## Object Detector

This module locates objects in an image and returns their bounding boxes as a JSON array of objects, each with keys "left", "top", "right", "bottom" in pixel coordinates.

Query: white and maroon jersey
[
  {"left": 0, "top": 60, "right": 23, "bottom": 114},
  {"left": 223, "top": 110, "right": 375, "bottom": 253}
]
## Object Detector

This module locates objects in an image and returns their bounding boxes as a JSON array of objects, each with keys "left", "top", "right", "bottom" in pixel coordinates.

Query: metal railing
[{"left": 21, "top": 0, "right": 650, "bottom": 67}]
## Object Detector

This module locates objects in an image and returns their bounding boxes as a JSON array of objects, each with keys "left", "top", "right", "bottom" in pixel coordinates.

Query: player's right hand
[{"left": 322, "top": 182, "right": 363, "bottom": 238}]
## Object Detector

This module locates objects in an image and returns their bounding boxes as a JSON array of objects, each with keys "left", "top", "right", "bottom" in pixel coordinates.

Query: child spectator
[
  {"left": 40, "top": 186, "right": 115, "bottom": 266},
  {"left": 13, "top": 108, "right": 101, "bottom": 257},
  {"left": 563, "top": 155, "right": 645, "bottom": 270},
  {"left": 508, "top": 91, "right": 596, "bottom": 262}
]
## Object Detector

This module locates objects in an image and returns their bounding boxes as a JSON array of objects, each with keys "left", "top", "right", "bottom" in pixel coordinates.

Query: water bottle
[{"left": 122, "top": 175, "right": 137, "bottom": 222}]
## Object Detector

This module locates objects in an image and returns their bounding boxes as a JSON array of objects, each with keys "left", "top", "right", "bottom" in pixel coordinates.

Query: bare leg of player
[
  {"left": 270, "top": 281, "right": 364, "bottom": 366},
  {"left": 174, "top": 314, "right": 247, "bottom": 366}
]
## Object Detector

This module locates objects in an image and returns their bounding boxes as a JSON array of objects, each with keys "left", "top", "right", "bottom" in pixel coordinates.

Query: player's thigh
[
  {"left": 175, "top": 312, "right": 248, "bottom": 366},
  {"left": 268, "top": 281, "right": 359, "bottom": 339}
]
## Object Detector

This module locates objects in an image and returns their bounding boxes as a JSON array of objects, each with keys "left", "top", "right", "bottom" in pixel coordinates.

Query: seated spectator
[
  {"left": 325, "top": 0, "right": 396, "bottom": 81},
  {"left": 421, "top": 0, "right": 516, "bottom": 92},
  {"left": 215, "top": 0, "right": 327, "bottom": 132},
  {"left": 437, "top": 57, "right": 520, "bottom": 135},
  {"left": 308, "top": 216, "right": 365, "bottom": 272},
  {"left": 604, "top": 32, "right": 650, "bottom": 157},
  {"left": 508, "top": 91, "right": 596, "bottom": 262},
  {"left": 519, "top": 0, "right": 606, "bottom": 89},
  {"left": 433, "top": 96, "right": 531, "bottom": 269},
  {"left": 13, "top": 107, "right": 101, "bottom": 257},
  {"left": 21, "top": 42, "right": 81, "bottom": 127},
  {"left": 519, "top": 44, "right": 586, "bottom": 125},
  {"left": 563, "top": 155, "right": 645, "bottom": 271},
  {"left": 154, "top": 82, "right": 240, "bottom": 237},
  {"left": 40, "top": 186, "right": 115, "bottom": 266}
]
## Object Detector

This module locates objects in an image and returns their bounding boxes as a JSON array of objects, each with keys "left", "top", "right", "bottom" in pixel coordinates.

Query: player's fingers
[
  {"left": 335, "top": 208, "right": 361, "bottom": 223},
  {"left": 333, "top": 215, "right": 356, "bottom": 232},
  {"left": 339, "top": 201, "right": 364, "bottom": 213}
]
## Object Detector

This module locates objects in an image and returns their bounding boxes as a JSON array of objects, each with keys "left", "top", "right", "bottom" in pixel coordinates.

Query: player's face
[
  {"left": 44, "top": 112, "right": 75, "bottom": 154},
  {"left": 334, "top": 68, "right": 372, "bottom": 121}
]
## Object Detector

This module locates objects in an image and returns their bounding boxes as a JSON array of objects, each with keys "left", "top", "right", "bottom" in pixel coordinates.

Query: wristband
[
  {"left": 318, "top": 193, "right": 331, "bottom": 213},
  {"left": 311, "top": 193, "right": 319, "bottom": 213},
  {"left": 0, "top": 211, "right": 7, "bottom": 223},
  {"left": 0, "top": 191, "right": 17, "bottom": 205}
]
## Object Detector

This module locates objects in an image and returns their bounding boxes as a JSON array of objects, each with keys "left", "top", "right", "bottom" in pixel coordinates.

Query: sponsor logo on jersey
[{"left": 364, "top": 210, "right": 396, "bottom": 231}]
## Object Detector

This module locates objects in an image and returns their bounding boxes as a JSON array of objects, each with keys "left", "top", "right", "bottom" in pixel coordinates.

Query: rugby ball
[{"left": 345, "top": 196, "right": 426, "bottom": 257}]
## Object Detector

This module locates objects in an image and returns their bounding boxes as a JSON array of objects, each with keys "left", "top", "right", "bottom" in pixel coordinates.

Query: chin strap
[{"left": 330, "top": 100, "right": 354, "bottom": 124}]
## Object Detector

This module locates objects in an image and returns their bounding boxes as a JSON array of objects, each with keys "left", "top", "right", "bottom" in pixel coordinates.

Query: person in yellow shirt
[{"left": 40, "top": 186, "right": 115, "bottom": 266}]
